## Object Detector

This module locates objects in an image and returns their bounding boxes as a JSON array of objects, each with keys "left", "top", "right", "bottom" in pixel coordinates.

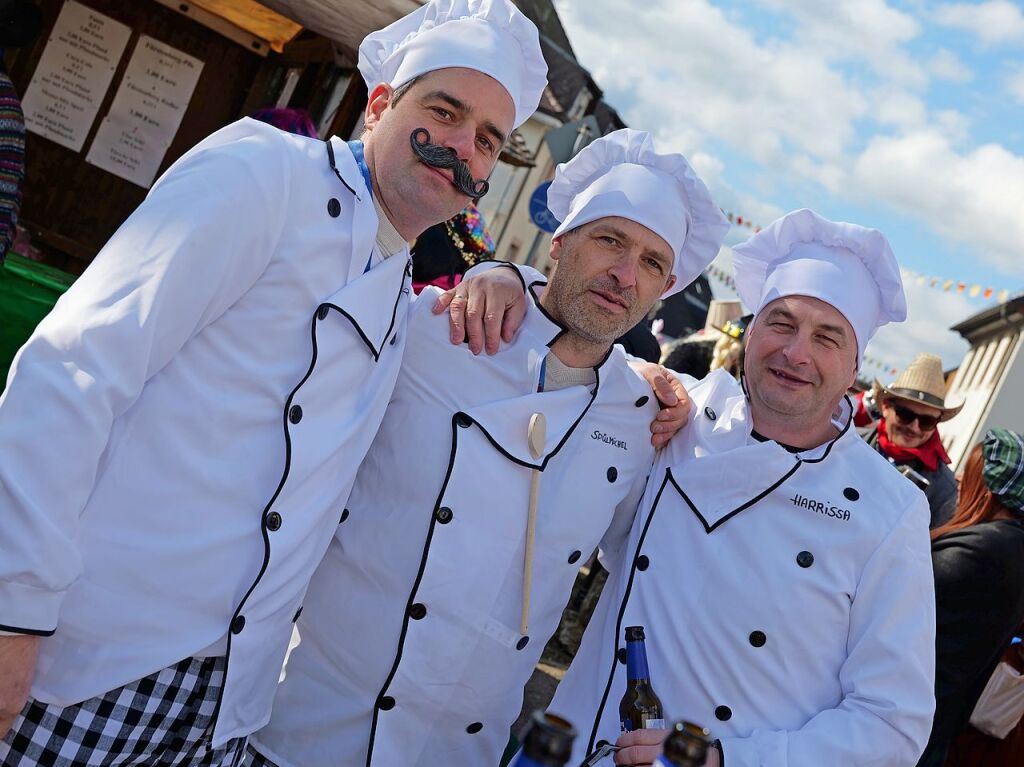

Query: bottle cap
[
  {"left": 662, "top": 721, "right": 711, "bottom": 765},
  {"left": 521, "top": 711, "right": 577, "bottom": 766},
  {"left": 625, "top": 625, "right": 646, "bottom": 641}
]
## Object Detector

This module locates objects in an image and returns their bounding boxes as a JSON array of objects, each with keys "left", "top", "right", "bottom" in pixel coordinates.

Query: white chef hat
[
  {"left": 358, "top": 0, "right": 547, "bottom": 129},
  {"left": 546, "top": 129, "right": 729, "bottom": 298},
  {"left": 731, "top": 208, "right": 907, "bottom": 361}
]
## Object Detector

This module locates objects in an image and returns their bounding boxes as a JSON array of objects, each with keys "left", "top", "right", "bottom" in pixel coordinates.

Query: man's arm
[
  {"left": 0, "top": 122, "right": 289, "bottom": 641},
  {"left": 0, "top": 635, "right": 39, "bottom": 738},
  {"left": 433, "top": 260, "right": 541, "bottom": 354}
]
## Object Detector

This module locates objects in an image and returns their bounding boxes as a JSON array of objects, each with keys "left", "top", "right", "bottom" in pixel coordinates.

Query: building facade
[{"left": 940, "top": 295, "right": 1024, "bottom": 470}]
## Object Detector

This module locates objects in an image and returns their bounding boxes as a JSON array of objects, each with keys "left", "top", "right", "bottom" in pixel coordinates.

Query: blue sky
[{"left": 552, "top": 0, "right": 1024, "bottom": 376}]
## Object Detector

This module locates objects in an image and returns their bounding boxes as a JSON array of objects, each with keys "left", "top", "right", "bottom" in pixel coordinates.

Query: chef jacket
[
  {"left": 0, "top": 118, "right": 507, "bottom": 746},
  {"left": 549, "top": 368, "right": 936, "bottom": 767},
  {"left": 250, "top": 284, "right": 660, "bottom": 767}
]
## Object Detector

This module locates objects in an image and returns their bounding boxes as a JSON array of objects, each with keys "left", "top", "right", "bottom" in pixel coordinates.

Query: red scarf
[{"left": 876, "top": 417, "right": 951, "bottom": 472}]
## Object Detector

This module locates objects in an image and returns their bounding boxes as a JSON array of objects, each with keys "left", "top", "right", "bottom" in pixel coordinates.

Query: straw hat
[
  {"left": 706, "top": 299, "right": 743, "bottom": 334},
  {"left": 682, "top": 299, "right": 743, "bottom": 343},
  {"left": 873, "top": 353, "right": 963, "bottom": 422}
]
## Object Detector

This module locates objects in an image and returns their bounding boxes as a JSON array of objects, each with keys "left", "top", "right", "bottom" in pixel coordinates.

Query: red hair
[{"left": 932, "top": 443, "right": 1010, "bottom": 540}]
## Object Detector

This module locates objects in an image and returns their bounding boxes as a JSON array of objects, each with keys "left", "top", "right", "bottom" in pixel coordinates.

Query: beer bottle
[
  {"left": 511, "top": 710, "right": 577, "bottom": 767},
  {"left": 619, "top": 625, "right": 665, "bottom": 732},
  {"left": 657, "top": 720, "right": 712, "bottom": 767}
]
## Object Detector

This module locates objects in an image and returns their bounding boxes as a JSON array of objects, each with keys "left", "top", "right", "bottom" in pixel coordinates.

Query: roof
[
  {"left": 499, "top": 129, "right": 535, "bottom": 167},
  {"left": 512, "top": 0, "right": 577, "bottom": 57},
  {"left": 252, "top": 0, "right": 618, "bottom": 135},
  {"left": 536, "top": 34, "right": 599, "bottom": 121},
  {"left": 193, "top": 1, "right": 302, "bottom": 52},
  {"left": 592, "top": 100, "right": 626, "bottom": 133},
  {"left": 950, "top": 294, "right": 1024, "bottom": 341},
  {"left": 257, "top": 0, "right": 420, "bottom": 55}
]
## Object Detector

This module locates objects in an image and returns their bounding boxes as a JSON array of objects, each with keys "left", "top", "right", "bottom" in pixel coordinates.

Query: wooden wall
[{"left": 8, "top": 0, "right": 266, "bottom": 273}]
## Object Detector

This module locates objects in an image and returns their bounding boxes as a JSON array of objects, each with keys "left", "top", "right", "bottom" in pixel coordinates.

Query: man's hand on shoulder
[
  {"left": 433, "top": 266, "right": 527, "bottom": 355},
  {"left": 0, "top": 634, "right": 40, "bottom": 738},
  {"left": 630, "top": 361, "right": 692, "bottom": 449}
]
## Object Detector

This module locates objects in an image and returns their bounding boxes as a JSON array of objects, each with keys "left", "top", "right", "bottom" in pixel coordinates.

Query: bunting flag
[
  {"left": 900, "top": 267, "right": 1012, "bottom": 304},
  {"left": 860, "top": 355, "right": 900, "bottom": 377},
  {"left": 722, "top": 209, "right": 762, "bottom": 233},
  {"left": 705, "top": 263, "right": 737, "bottom": 290}
]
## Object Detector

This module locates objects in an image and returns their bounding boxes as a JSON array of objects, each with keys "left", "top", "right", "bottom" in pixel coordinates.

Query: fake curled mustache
[{"left": 410, "top": 128, "right": 490, "bottom": 198}]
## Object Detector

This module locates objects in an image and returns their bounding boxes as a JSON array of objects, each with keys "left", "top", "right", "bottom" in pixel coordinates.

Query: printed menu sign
[
  {"left": 22, "top": 1, "right": 131, "bottom": 151},
  {"left": 86, "top": 36, "right": 204, "bottom": 187}
]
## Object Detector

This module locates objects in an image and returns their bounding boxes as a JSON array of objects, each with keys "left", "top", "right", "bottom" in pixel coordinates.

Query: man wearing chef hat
[
  {"left": 0, "top": 1, "right": 556, "bottom": 764},
  {"left": 243, "top": 129, "right": 728, "bottom": 767},
  {"left": 550, "top": 209, "right": 937, "bottom": 767}
]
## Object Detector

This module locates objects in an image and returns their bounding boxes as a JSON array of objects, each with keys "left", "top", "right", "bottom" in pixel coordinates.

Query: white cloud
[
  {"left": 852, "top": 130, "right": 1024, "bottom": 273},
  {"left": 866, "top": 89, "right": 968, "bottom": 142},
  {"left": 934, "top": 109, "right": 971, "bottom": 144},
  {"left": 866, "top": 277, "right": 974, "bottom": 372},
  {"left": 758, "top": 0, "right": 926, "bottom": 86},
  {"left": 872, "top": 87, "right": 929, "bottom": 129},
  {"left": 689, "top": 151, "right": 725, "bottom": 190},
  {"left": 934, "top": 1, "right": 1024, "bottom": 45},
  {"left": 554, "top": 0, "right": 868, "bottom": 171},
  {"left": 1008, "top": 66, "right": 1024, "bottom": 103},
  {"left": 927, "top": 48, "right": 974, "bottom": 83},
  {"left": 553, "top": 0, "right": 1021, "bottom": 280},
  {"left": 674, "top": 153, "right": 786, "bottom": 245}
]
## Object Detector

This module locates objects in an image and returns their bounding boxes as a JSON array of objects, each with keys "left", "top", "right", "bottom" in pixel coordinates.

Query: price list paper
[
  {"left": 21, "top": 1, "right": 131, "bottom": 151},
  {"left": 86, "top": 36, "right": 204, "bottom": 188}
]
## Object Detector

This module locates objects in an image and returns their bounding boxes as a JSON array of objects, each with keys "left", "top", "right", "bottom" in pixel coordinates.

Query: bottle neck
[{"left": 625, "top": 639, "right": 651, "bottom": 682}]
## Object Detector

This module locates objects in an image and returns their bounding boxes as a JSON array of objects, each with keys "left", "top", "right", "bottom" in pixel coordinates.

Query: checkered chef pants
[
  {"left": 238, "top": 745, "right": 277, "bottom": 767},
  {"left": 0, "top": 656, "right": 247, "bottom": 766}
]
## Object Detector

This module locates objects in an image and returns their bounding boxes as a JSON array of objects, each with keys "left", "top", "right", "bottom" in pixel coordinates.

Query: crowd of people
[{"left": 1, "top": 1, "right": 1022, "bottom": 766}]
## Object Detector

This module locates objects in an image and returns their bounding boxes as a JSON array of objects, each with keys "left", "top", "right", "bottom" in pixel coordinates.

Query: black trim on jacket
[
  {"left": 670, "top": 462, "right": 803, "bottom": 534},
  {"left": 208, "top": 140, "right": 408, "bottom": 737},
  {"left": 326, "top": 139, "right": 362, "bottom": 201},
  {"left": 587, "top": 472, "right": 674, "bottom": 753},
  {"left": 584, "top": 394, "right": 853, "bottom": 752},
  {"left": 365, "top": 313, "right": 610, "bottom": 765},
  {"left": 0, "top": 623, "right": 54, "bottom": 637}
]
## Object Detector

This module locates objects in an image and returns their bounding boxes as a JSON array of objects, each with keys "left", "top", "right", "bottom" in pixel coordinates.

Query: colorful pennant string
[{"left": 900, "top": 267, "right": 1011, "bottom": 304}]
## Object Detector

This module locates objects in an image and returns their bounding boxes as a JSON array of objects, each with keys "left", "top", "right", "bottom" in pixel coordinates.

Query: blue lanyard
[
  {"left": 537, "top": 354, "right": 548, "bottom": 392},
  {"left": 347, "top": 140, "right": 376, "bottom": 273},
  {"left": 347, "top": 140, "right": 373, "bottom": 200}
]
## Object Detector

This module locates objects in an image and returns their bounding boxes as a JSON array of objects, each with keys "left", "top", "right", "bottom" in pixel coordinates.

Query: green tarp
[{"left": 0, "top": 253, "right": 76, "bottom": 386}]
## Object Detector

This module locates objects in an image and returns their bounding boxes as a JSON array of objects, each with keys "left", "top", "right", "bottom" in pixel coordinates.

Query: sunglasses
[{"left": 891, "top": 403, "right": 940, "bottom": 431}]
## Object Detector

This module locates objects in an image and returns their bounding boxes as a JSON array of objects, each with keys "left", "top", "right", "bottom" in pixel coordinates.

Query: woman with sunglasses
[
  {"left": 914, "top": 429, "right": 1024, "bottom": 767},
  {"left": 861, "top": 353, "right": 964, "bottom": 528}
]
